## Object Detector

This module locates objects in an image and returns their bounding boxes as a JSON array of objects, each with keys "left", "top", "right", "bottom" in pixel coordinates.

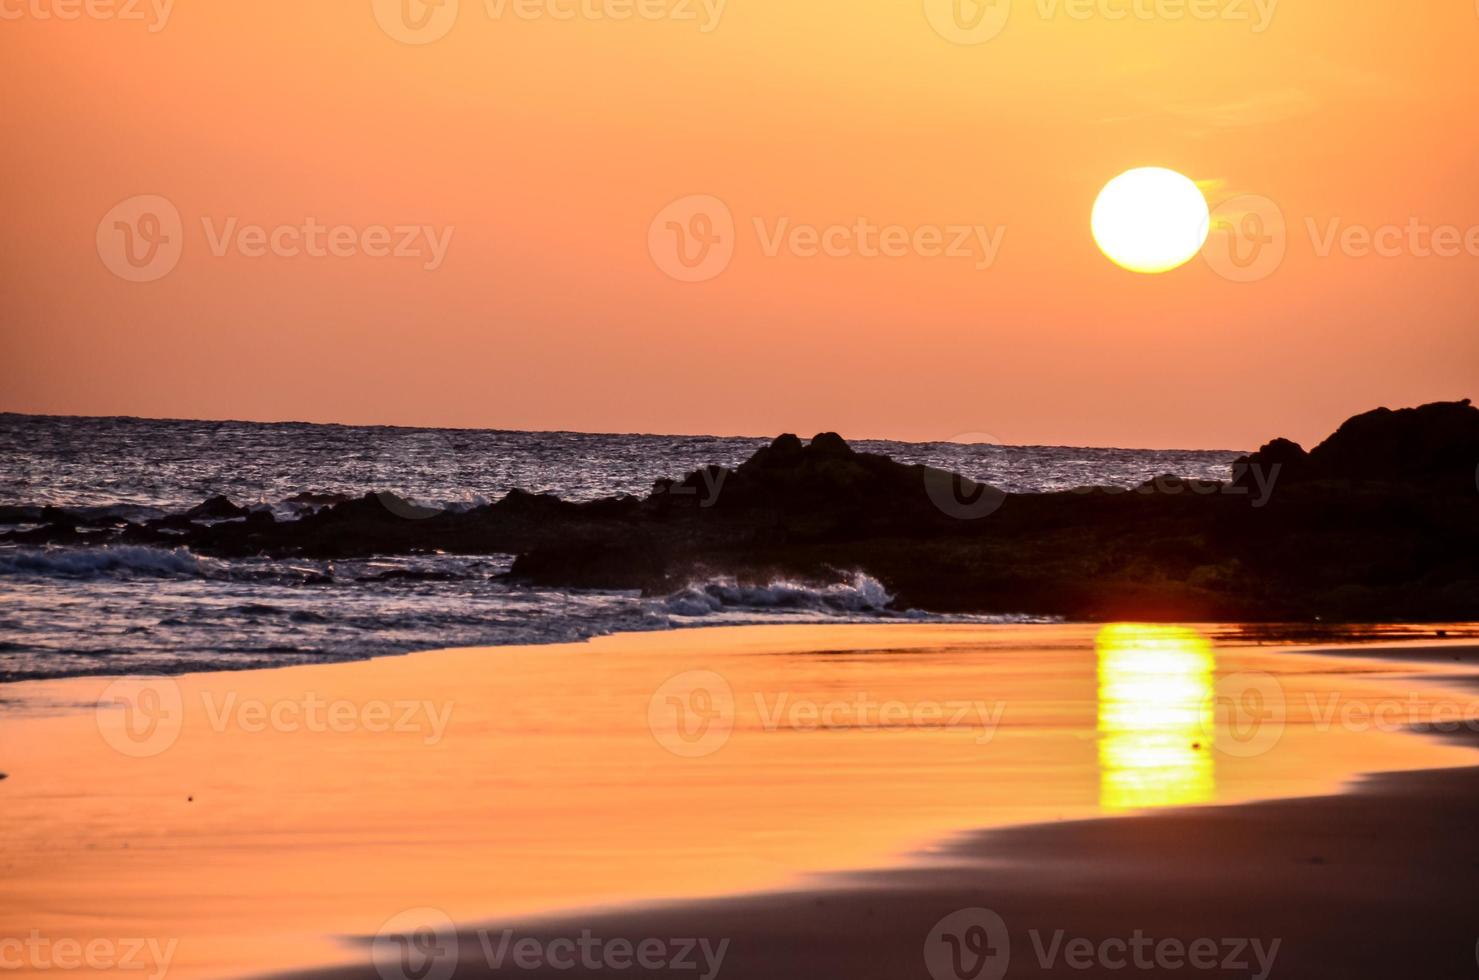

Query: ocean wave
[
  {"left": 662, "top": 572, "right": 896, "bottom": 617},
  {"left": 0, "top": 556, "right": 1053, "bottom": 682},
  {"left": 0, "top": 545, "right": 218, "bottom": 579}
]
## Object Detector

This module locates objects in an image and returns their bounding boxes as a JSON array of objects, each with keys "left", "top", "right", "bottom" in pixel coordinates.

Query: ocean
[{"left": 0, "top": 413, "right": 1242, "bottom": 681}]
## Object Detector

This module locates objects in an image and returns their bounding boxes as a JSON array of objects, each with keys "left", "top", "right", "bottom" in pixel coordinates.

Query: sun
[{"left": 1092, "top": 168, "right": 1210, "bottom": 274}]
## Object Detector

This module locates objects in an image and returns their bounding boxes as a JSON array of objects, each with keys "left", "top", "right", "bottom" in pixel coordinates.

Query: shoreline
[
  {"left": 3, "top": 615, "right": 1474, "bottom": 690},
  {"left": 0, "top": 607, "right": 1059, "bottom": 688},
  {"left": 5, "top": 624, "right": 1479, "bottom": 980}
]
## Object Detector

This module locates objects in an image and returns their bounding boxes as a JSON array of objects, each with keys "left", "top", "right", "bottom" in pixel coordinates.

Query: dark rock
[
  {"left": 39, "top": 506, "right": 81, "bottom": 529},
  {"left": 1135, "top": 474, "right": 1224, "bottom": 495},
  {"left": 0, "top": 505, "right": 43, "bottom": 524},
  {"left": 1238, "top": 400, "right": 1479, "bottom": 491},
  {"left": 370, "top": 492, "right": 441, "bottom": 521},
  {"left": 147, "top": 514, "right": 199, "bottom": 532},
  {"left": 1308, "top": 400, "right": 1479, "bottom": 487},
  {"left": 740, "top": 434, "right": 805, "bottom": 471},
  {"left": 12, "top": 399, "right": 1478, "bottom": 622},
  {"left": 184, "top": 495, "right": 249, "bottom": 520},
  {"left": 492, "top": 489, "right": 567, "bottom": 515},
  {"left": 1232, "top": 437, "right": 1309, "bottom": 488},
  {"left": 809, "top": 432, "right": 853, "bottom": 457},
  {"left": 286, "top": 491, "right": 350, "bottom": 507}
]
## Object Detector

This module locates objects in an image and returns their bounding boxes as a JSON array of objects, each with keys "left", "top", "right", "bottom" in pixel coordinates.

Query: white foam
[
  {"left": 0, "top": 546, "right": 216, "bottom": 579},
  {"left": 662, "top": 571, "right": 896, "bottom": 617}
]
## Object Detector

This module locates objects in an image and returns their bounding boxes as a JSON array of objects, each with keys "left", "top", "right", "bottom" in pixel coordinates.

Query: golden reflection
[{"left": 1097, "top": 623, "right": 1216, "bottom": 812}]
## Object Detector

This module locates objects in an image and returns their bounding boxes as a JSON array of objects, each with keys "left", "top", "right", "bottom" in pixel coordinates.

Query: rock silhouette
[
  {"left": 7, "top": 401, "right": 1478, "bottom": 621},
  {"left": 1234, "top": 399, "right": 1479, "bottom": 491}
]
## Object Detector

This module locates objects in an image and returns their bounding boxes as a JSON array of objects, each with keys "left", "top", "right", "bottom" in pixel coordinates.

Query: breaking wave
[
  {"left": 662, "top": 572, "right": 896, "bottom": 616},
  {"left": 0, "top": 545, "right": 219, "bottom": 579},
  {"left": 0, "top": 545, "right": 1052, "bottom": 682}
]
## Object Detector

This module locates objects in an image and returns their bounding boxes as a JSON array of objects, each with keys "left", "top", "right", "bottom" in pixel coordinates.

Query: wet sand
[
  {"left": 293, "top": 650, "right": 1479, "bottom": 980},
  {"left": 293, "top": 762, "right": 1479, "bottom": 979},
  {"left": 2, "top": 625, "right": 1478, "bottom": 979}
]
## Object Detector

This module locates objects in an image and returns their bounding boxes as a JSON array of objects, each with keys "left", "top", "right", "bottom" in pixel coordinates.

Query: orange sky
[{"left": 3, "top": 0, "right": 1477, "bottom": 450}]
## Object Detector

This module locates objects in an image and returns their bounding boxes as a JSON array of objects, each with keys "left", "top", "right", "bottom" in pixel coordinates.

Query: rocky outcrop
[
  {"left": 6, "top": 401, "right": 1478, "bottom": 622},
  {"left": 1234, "top": 399, "right": 1479, "bottom": 491},
  {"left": 183, "top": 495, "right": 249, "bottom": 520}
]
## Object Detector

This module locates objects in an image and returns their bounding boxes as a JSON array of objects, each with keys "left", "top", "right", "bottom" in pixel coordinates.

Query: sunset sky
[{"left": 4, "top": 0, "right": 1477, "bottom": 450}]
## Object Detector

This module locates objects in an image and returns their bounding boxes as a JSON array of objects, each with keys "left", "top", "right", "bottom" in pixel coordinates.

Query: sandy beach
[
  {"left": 293, "top": 760, "right": 1479, "bottom": 980},
  {"left": 3, "top": 624, "right": 1479, "bottom": 979}
]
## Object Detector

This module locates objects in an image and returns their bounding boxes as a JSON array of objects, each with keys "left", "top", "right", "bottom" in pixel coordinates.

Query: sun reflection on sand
[
  {"left": 4, "top": 624, "right": 1477, "bottom": 979},
  {"left": 1097, "top": 624, "right": 1216, "bottom": 812}
]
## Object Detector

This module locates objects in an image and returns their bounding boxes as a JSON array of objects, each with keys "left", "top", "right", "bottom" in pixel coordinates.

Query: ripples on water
[{"left": 0, "top": 414, "right": 1242, "bottom": 681}]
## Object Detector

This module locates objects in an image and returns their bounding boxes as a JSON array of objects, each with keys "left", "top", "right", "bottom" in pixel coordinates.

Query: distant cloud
[
  {"left": 1094, "top": 88, "right": 1321, "bottom": 131},
  {"left": 1092, "top": 52, "right": 1421, "bottom": 137}
]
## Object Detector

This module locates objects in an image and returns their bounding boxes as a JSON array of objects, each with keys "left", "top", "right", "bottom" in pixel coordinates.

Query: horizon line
[{"left": 0, "top": 408, "right": 1253, "bottom": 457}]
